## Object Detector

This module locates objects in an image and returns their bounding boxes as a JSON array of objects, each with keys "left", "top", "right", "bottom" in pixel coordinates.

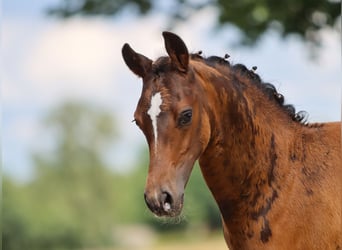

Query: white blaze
[{"left": 147, "top": 92, "right": 162, "bottom": 152}]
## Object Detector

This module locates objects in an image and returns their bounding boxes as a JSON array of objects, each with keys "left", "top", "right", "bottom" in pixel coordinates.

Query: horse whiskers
[{"left": 155, "top": 213, "right": 187, "bottom": 225}]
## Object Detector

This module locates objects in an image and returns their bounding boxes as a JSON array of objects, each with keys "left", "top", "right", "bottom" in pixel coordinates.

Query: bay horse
[{"left": 121, "top": 31, "right": 341, "bottom": 249}]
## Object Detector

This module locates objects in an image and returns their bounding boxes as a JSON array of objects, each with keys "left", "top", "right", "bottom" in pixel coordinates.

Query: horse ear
[
  {"left": 162, "top": 31, "right": 189, "bottom": 73},
  {"left": 122, "top": 43, "right": 152, "bottom": 78}
]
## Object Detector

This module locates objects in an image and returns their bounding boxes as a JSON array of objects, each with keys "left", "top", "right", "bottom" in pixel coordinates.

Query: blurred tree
[
  {"left": 47, "top": 0, "right": 340, "bottom": 46},
  {"left": 3, "top": 176, "right": 31, "bottom": 250},
  {"left": 3, "top": 101, "right": 223, "bottom": 250},
  {"left": 3, "top": 102, "right": 120, "bottom": 250}
]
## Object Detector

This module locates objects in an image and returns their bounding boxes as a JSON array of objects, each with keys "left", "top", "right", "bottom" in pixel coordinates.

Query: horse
[{"left": 121, "top": 31, "right": 341, "bottom": 249}]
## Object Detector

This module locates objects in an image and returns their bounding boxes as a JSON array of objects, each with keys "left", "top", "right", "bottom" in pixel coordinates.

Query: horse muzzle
[{"left": 144, "top": 189, "right": 184, "bottom": 217}]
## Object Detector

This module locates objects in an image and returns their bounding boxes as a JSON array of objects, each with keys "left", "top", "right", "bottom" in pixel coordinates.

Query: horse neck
[{"left": 195, "top": 66, "right": 298, "bottom": 223}]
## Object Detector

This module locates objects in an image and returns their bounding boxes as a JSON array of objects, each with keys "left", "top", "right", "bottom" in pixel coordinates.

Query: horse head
[{"left": 122, "top": 32, "right": 211, "bottom": 217}]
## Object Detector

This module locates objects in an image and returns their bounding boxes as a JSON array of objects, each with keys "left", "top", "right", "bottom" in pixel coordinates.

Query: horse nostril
[
  {"left": 161, "top": 191, "right": 173, "bottom": 212},
  {"left": 144, "top": 190, "right": 175, "bottom": 215}
]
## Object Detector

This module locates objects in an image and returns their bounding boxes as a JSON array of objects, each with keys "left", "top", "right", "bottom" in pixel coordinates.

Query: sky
[{"left": 2, "top": 0, "right": 341, "bottom": 182}]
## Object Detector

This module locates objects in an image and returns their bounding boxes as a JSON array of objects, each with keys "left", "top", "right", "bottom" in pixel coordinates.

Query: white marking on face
[{"left": 147, "top": 92, "right": 163, "bottom": 152}]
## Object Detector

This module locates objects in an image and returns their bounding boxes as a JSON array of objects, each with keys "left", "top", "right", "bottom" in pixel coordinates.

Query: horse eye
[{"left": 178, "top": 109, "right": 192, "bottom": 126}]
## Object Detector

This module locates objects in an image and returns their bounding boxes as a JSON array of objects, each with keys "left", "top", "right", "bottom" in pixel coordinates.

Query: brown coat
[{"left": 122, "top": 31, "right": 342, "bottom": 250}]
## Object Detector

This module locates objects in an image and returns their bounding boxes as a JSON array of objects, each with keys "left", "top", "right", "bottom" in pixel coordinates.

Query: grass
[
  {"left": 112, "top": 231, "right": 228, "bottom": 250},
  {"left": 151, "top": 233, "right": 227, "bottom": 250}
]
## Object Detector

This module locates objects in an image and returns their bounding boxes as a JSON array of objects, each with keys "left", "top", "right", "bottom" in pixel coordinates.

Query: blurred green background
[
  {"left": 2, "top": 0, "right": 340, "bottom": 249},
  {"left": 3, "top": 101, "right": 222, "bottom": 250}
]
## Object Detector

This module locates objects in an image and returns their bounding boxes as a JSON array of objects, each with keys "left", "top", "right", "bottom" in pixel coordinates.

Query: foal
[{"left": 122, "top": 31, "right": 341, "bottom": 249}]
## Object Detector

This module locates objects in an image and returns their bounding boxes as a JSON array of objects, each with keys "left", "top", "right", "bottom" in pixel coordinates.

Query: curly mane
[{"left": 191, "top": 53, "right": 308, "bottom": 124}]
